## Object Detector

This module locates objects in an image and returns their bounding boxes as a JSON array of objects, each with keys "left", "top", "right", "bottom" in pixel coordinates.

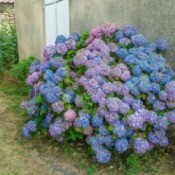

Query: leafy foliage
[
  {"left": 11, "top": 57, "right": 36, "bottom": 82},
  {"left": 0, "top": 20, "right": 18, "bottom": 72}
]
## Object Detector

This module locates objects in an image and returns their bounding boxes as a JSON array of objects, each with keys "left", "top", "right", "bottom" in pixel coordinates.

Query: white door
[{"left": 44, "top": 0, "right": 70, "bottom": 45}]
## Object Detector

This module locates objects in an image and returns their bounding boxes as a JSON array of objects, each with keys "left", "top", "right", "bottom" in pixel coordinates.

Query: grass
[{"left": 1, "top": 74, "right": 175, "bottom": 175}]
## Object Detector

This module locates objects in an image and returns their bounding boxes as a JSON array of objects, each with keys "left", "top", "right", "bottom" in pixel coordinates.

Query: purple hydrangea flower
[
  {"left": 52, "top": 101, "right": 64, "bottom": 113},
  {"left": 131, "top": 34, "right": 148, "bottom": 46},
  {"left": 122, "top": 25, "right": 137, "bottom": 37},
  {"left": 119, "top": 38, "right": 131, "bottom": 46},
  {"left": 148, "top": 130, "right": 168, "bottom": 147},
  {"left": 43, "top": 45, "right": 57, "bottom": 59},
  {"left": 166, "top": 110, "right": 175, "bottom": 123},
  {"left": 159, "top": 90, "right": 168, "bottom": 101},
  {"left": 153, "top": 100, "right": 166, "bottom": 111},
  {"left": 49, "top": 57, "right": 64, "bottom": 68},
  {"left": 106, "top": 97, "right": 121, "bottom": 112},
  {"left": 68, "top": 32, "right": 80, "bottom": 41},
  {"left": 65, "top": 39, "right": 76, "bottom": 50},
  {"left": 127, "top": 111, "right": 146, "bottom": 129},
  {"left": 95, "top": 148, "right": 111, "bottom": 163},
  {"left": 49, "top": 119, "right": 63, "bottom": 138},
  {"left": 56, "top": 43, "right": 68, "bottom": 55},
  {"left": 133, "top": 138, "right": 152, "bottom": 154}
]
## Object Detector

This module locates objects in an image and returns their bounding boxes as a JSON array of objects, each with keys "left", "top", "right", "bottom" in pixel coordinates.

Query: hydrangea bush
[{"left": 21, "top": 23, "right": 175, "bottom": 164}]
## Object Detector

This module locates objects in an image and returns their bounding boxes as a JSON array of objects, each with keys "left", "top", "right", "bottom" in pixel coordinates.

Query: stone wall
[
  {"left": 0, "top": 3, "right": 15, "bottom": 24},
  {"left": 70, "top": 0, "right": 175, "bottom": 69}
]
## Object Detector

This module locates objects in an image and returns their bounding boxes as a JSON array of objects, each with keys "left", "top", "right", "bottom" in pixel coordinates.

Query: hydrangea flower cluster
[{"left": 21, "top": 23, "right": 175, "bottom": 164}]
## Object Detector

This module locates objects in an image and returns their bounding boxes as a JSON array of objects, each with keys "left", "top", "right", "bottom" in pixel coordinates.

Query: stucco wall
[
  {"left": 14, "top": 0, "right": 45, "bottom": 60},
  {"left": 70, "top": 0, "right": 175, "bottom": 68}
]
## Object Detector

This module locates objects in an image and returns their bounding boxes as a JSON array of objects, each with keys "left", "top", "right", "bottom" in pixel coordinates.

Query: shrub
[
  {"left": 21, "top": 24, "right": 175, "bottom": 164},
  {"left": 0, "top": 20, "right": 18, "bottom": 72},
  {"left": 11, "top": 57, "right": 36, "bottom": 82},
  {"left": 0, "top": 57, "right": 37, "bottom": 96}
]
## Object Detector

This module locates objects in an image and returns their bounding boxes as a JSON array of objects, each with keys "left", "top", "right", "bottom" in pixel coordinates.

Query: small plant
[
  {"left": 0, "top": 57, "right": 36, "bottom": 96},
  {"left": 11, "top": 57, "right": 36, "bottom": 82},
  {"left": 0, "top": 20, "right": 18, "bottom": 72}
]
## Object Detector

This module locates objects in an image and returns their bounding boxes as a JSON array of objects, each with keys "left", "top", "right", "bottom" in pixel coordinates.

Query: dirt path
[{"left": 0, "top": 92, "right": 84, "bottom": 175}]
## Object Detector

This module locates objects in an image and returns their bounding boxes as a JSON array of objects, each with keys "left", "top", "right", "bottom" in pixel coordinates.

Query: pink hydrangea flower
[
  {"left": 83, "top": 126, "right": 94, "bottom": 135},
  {"left": 102, "top": 23, "right": 117, "bottom": 35},
  {"left": 120, "top": 71, "right": 131, "bottom": 81},
  {"left": 65, "top": 39, "right": 76, "bottom": 50},
  {"left": 56, "top": 43, "right": 68, "bottom": 55},
  {"left": 27, "top": 72, "right": 39, "bottom": 86},
  {"left": 91, "top": 26, "right": 103, "bottom": 37},
  {"left": 52, "top": 101, "right": 64, "bottom": 113},
  {"left": 64, "top": 109, "right": 76, "bottom": 121}
]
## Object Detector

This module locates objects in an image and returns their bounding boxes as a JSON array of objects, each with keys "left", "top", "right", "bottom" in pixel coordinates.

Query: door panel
[{"left": 45, "top": 0, "right": 69, "bottom": 45}]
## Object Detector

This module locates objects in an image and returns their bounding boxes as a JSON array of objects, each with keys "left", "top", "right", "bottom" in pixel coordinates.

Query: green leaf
[
  {"left": 58, "top": 82, "right": 63, "bottom": 88},
  {"left": 35, "top": 95, "right": 43, "bottom": 103},
  {"left": 64, "top": 77, "right": 71, "bottom": 84},
  {"left": 34, "top": 132, "right": 41, "bottom": 139},
  {"left": 107, "top": 125, "right": 114, "bottom": 131},
  {"left": 84, "top": 93, "right": 90, "bottom": 100},
  {"left": 65, "top": 103, "right": 72, "bottom": 110},
  {"left": 41, "top": 127, "right": 47, "bottom": 136}
]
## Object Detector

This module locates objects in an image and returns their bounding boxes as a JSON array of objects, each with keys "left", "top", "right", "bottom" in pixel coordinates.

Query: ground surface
[{"left": 0, "top": 89, "right": 175, "bottom": 175}]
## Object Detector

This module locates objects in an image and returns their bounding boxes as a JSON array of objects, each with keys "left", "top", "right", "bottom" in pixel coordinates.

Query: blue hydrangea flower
[
  {"left": 68, "top": 32, "right": 80, "bottom": 41},
  {"left": 76, "top": 116, "right": 90, "bottom": 128},
  {"left": 132, "top": 65, "right": 142, "bottom": 76},
  {"left": 124, "top": 54, "right": 138, "bottom": 65},
  {"left": 113, "top": 124, "right": 126, "bottom": 137},
  {"left": 116, "top": 48, "right": 128, "bottom": 58},
  {"left": 147, "top": 94, "right": 156, "bottom": 104},
  {"left": 22, "top": 127, "right": 30, "bottom": 138},
  {"left": 115, "top": 138, "right": 129, "bottom": 152},
  {"left": 55, "top": 67, "right": 67, "bottom": 78},
  {"left": 99, "top": 126, "right": 109, "bottom": 136},
  {"left": 156, "top": 38, "right": 169, "bottom": 51},
  {"left": 43, "top": 70, "right": 54, "bottom": 81},
  {"left": 115, "top": 31, "right": 124, "bottom": 41},
  {"left": 91, "top": 116, "right": 103, "bottom": 127},
  {"left": 55, "top": 35, "right": 67, "bottom": 44},
  {"left": 26, "top": 120, "right": 37, "bottom": 132},
  {"left": 131, "top": 34, "right": 148, "bottom": 46},
  {"left": 151, "top": 83, "right": 161, "bottom": 94}
]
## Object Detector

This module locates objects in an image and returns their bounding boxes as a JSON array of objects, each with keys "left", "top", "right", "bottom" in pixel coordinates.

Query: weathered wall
[
  {"left": 70, "top": 0, "right": 175, "bottom": 68},
  {"left": 14, "top": 0, "right": 45, "bottom": 60},
  {"left": 0, "top": 3, "right": 15, "bottom": 24}
]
